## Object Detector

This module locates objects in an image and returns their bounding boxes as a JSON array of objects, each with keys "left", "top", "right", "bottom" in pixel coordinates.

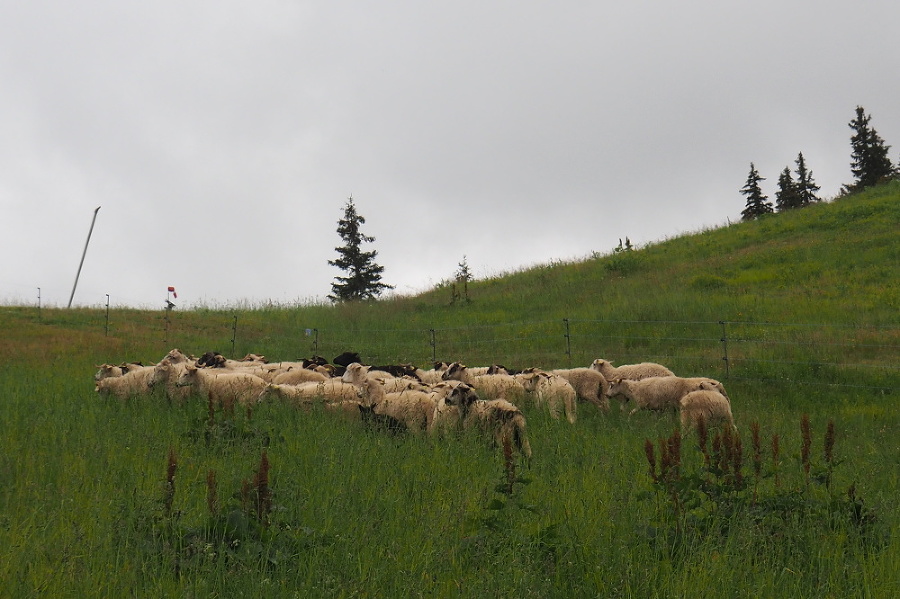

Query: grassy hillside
[{"left": 0, "top": 182, "right": 897, "bottom": 597}]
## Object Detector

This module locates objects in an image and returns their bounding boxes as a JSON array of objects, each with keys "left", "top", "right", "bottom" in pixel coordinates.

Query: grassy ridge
[{"left": 0, "top": 182, "right": 897, "bottom": 597}]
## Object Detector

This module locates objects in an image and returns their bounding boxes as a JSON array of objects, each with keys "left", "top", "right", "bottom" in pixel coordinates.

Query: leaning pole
[{"left": 67, "top": 206, "right": 101, "bottom": 308}]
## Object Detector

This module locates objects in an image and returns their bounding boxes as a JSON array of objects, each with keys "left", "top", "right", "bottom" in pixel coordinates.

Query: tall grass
[{"left": 0, "top": 183, "right": 897, "bottom": 596}]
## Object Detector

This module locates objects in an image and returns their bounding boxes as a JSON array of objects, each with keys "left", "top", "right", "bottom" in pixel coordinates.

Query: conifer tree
[
  {"left": 794, "top": 152, "right": 821, "bottom": 206},
  {"left": 451, "top": 255, "right": 473, "bottom": 304},
  {"left": 328, "top": 196, "right": 393, "bottom": 302},
  {"left": 740, "top": 163, "right": 773, "bottom": 221},
  {"left": 775, "top": 166, "right": 801, "bottom": 212},
  {"left": 846, "top": 105, "right": 895, "bottom": 192}
]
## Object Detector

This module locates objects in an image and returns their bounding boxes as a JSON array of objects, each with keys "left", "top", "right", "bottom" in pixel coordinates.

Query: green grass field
[{"left": 0, "top": 182, "right": 897, "bottom": 597}]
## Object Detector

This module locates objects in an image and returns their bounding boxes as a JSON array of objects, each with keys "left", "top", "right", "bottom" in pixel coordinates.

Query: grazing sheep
[
  {"left": 590, "top": 359, "right": 675, "bottom": 382},
  {"left": 441, "top": 362, "right": 527, "bottom": 403},
  {"left": 679, "top": 388, "right": 736, "bottom": 435},
  {"left": 444, "top": 389, "right": 532, "bottom": 460},
  {"left": 148, "top": 359, "right": 193, "bottom": 403},
  {"left": 357, "top": 379, "right": 436, "bottom": 435},
  {"left": 516, "top": 370, "right": 578, "bottom": 423},
  {"left": 607, "top": 376, "right": 727, "bottom": 416},
  {"left": 239, "top": 353, "right": 268, "bottom": 363},
  {"left": 548, "top": 368, "right": 610, "bottom": 412},
  {"left": 176, "top": 365, "right": 268, "bottom": 408},
  {"left": 94, "top": 361, "right": 147, "bottom": 381},
  {"left": 95, "top": 366, "right": 156, "bottom": 399},
  {"left": 370, "top": 363, "right": 420, "bottom": 379},
  {"left": 258, "top": 380, "right": 360, "bottom": 406},
  {"left": 429, "top": 382, "right": 481, "bottom": 437},
  {"left": 415, "top": 362, "right": 450, "bottom": 385},
  {"left": 271, "top": 368, "right": 329, "bottom": 386},
  {"left": 94, "top": 363, "right": 124, "bottom": 381},
  {"left": 381, "top": 376, "right": 427, "bottom": 394}
]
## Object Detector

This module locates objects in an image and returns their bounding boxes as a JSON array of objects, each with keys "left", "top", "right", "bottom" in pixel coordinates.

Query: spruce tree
[
  {"left": 775, "top": 166, "right": 801, "bottom": 212},
  {"left": 794, "top": 152, "right": 821, "bottom": 206},
  {"left": 328, "top": 196, "right": 393, "bottom": 302},
  {"left": 846, "top": 105, "right": 895, "bottom": 192},
  {"left": 740, "top": 163, "right": 773, "bottom": 221}
]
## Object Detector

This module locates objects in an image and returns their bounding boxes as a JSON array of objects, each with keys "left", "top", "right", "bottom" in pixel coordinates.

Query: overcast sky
[{"left": 2, "top": 1, "right": 897, "bottom": 308}]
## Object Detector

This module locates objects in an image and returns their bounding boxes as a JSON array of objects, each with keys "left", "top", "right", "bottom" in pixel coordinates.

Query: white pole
[{"left": 68, "top": 206, "right": 101, "bottom": 308}]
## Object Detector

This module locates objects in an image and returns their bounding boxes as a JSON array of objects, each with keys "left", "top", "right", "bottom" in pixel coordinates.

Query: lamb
[
  {"left": 679, "top": 384, "right": 736, "bottom": 434},
  {"left": 176, "top": 365, "right": 268, "bottom": 409},
  {"left": 441, "top": 362, "right": 527, "bottom": 403},
  {"left": 444, "top": 387, "right": 532, "bottom": 460},
  {"left": 357, "top": 378, "right": 436, "bottom": 435},
  {"left": 548, "top": 368, "right": 610, "bottom": 412},
  {"left": 607, "top": 376, "right": 728, "bottom": 416},
  {"left": 516, "top": 370, "right": 578, "bottom": 423},
  {"left": 95, "top": 366, "right": 156, "bottom": 399},
  {"left": 590, "top": 359, "right": 675, "bottom": 382}
]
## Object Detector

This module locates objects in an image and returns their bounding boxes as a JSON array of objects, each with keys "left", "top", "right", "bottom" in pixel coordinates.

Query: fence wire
[{"left": 50, "top": 308, "right": 896, "bottom": 393}]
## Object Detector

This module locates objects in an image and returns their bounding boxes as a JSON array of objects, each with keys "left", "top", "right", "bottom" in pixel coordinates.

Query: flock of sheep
[{"left": 93, "top": 349, "right": 736, "bottom": 460}]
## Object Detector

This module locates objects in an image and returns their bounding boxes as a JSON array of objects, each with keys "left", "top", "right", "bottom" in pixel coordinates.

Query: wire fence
[
  {"left": 22, "top": 307, "right": 897, "bottom": 393},
  {"left": 175, "top": 315, "right": 897, "bottom": 392}
]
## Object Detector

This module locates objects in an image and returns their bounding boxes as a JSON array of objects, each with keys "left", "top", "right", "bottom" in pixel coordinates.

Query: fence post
[
  {"left": 231, "top": 314, "right": 238, "bottom": 358},
  {"left": 719, "top": 320, "right": 730, "bottom": 378},
  {"left": 563, "top": 318, "right": 571, "bottom": 364},
  {"left": 105, "top": 294, "right": 110, "bottom": 336},
  {"left": 429, "top": 329, "right": 436, "bottom": 363},
  {"left": 313, "top": 328, "right": 319, "bottom": 355}
]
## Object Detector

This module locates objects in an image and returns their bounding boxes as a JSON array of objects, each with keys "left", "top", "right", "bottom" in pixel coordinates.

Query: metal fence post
[
  {"left": 231, "top": 314, "right": 238, "bottom": 357},
  {"left": 429, "top": 329, "right": 436, "bottom": 363},
  {"left": 719, "top": 320, "right": 730, "bottom": 378},
  {"left": 105, "top": 294, "right": 110, "bottom": 336},
  {"left": 563, "top": 318, "right": 571, "bottom": 364}
]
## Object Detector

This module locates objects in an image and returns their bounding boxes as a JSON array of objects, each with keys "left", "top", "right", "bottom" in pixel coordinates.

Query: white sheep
[
  {"left": 444, "top": 389, "right": 533, "bottom": 460},
  {"left": 679, "top": 386, "right": 736, "bottom": 434},
  {"left": 257, "top": 380, "right": 360, "bottom": 406},
  {"left": 548, "top": 368, "right": 610, "bottom": 413},
  {"left": 441, "top": 362, "right": 527, "bottom": 403},
  {"left": 590, "top": 359, "right": 675, "bottom": 382},
  {"left": 357, "top": 378, "right": 436, "bottom": 435},
  {"left": 176, "top": 365, "right": 268, "bottom": 409},
  {"left": 516, "top": 371, "right": 577, "bottom": 423},
  {"left": 415, "top": 362, "right": 450, "bottom": 385},
  {"left": 95, "top": 366, "right": 156, "bottom": 399},
  {"left": 271, "top": 368, "right": 329, "bottom": 385},
  {"left": 428, "top": 382, "right": 480, "bottom": 437},
  {"left": 148, "top": 359, "right": 193, "bottom": 403},
  {"left": 607, "top": 376, "right": 727, "bottom": 416},
  {"left": 159, "top": 348, "right": 194, "bottom": 365},
  {"left": 93, "top": 361, "right": 147, "bottom": 381},
  {"left": 94, "top": 363, "right": 125, "bottom": 381}
]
